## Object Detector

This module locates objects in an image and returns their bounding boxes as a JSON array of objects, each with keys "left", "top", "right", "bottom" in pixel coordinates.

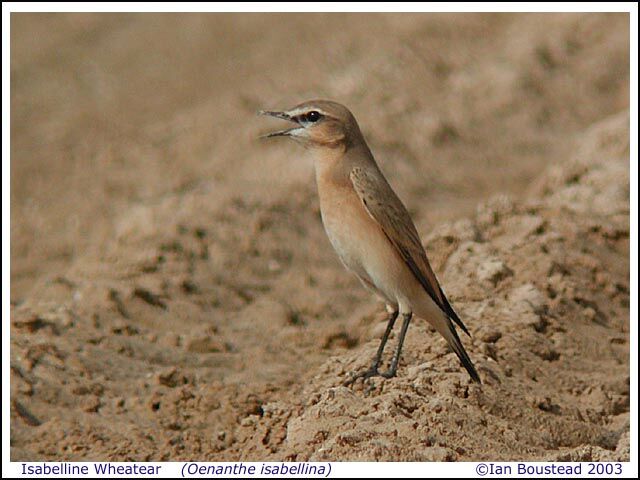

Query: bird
[{"left": 259, "top": 100, "right": 480, "bottom": 385}]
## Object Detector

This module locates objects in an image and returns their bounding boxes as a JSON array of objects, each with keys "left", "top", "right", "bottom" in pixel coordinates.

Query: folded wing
[{"left": 349, "top": 167, "right": 470, "bottom": 336}]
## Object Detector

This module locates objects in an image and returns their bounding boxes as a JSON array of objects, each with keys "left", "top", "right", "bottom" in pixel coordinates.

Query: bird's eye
[{"left": 306, "top": 111, "right": 321, "bottom": 122}]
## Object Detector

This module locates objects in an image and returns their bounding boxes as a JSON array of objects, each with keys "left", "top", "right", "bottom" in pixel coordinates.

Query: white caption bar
[{"left": 2, "top": 461, "right": 638, "bottom": 479}]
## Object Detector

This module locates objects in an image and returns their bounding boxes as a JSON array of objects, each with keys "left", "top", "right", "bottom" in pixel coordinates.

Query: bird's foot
[{"left": 343, "top": 366, "right": 395, "bottom": 387}]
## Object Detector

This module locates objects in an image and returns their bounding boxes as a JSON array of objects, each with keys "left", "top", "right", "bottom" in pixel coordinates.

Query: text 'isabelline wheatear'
[{"left": 260, "top": 100, "right": 480, "bottom": 385}]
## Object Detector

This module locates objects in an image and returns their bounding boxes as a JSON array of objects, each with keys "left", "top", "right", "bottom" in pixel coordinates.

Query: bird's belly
[
  {"left": 323, "top": 218, "right": 372, "bottom": 280},
  {"left": 320, "top": 193, "right": 415, "bottom": 305}
]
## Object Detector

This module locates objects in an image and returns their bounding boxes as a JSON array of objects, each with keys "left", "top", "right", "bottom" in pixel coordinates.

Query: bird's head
[{"left": 259, "top": 99, "right": 362, "bottom": 149}]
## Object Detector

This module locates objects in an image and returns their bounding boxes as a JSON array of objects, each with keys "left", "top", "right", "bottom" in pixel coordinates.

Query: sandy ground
[{"left": 10, "top": 13, "right": 630, "bottom": 461}]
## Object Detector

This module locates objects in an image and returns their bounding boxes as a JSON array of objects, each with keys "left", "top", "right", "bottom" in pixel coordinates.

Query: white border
[
  {"left": 3, "top": 2, "right": 638, "bottom": 478},
  {"left": 2, "top": 2, "right": 638, "bottom": 13},
  {"left": 2, "top": 1, "right": 12, "bottom": 476},
  {"left": 629, "top": 3, "right": 638, "bottom": 472}
]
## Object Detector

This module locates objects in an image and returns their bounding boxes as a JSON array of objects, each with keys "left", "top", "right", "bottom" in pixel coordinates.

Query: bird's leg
[
  {"left": 380, "top": 312, "right": 413, "bottom": 379},
  {"left": 367, "top": 309, "right": 400, "bottom": 371},
  {"left": 343, "top": 309, "right": 398, "bottom": 386}
]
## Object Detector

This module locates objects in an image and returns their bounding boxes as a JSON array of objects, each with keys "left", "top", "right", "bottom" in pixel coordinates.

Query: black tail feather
[
  {"left": 448, "top": 322, "right": 481, "bottom": 383},
  {"left": 440, "top": 287, "right": 471, "bottom": 337}
]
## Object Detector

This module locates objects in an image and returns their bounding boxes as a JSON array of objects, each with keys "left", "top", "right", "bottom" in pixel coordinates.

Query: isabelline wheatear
[{"left": 260, "top": 100, "right": 480, "bottom": 384}]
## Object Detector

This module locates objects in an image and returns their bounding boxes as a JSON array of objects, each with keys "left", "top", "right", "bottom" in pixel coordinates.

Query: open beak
[{"left": 258, "top": 110, "right": 300, "bottom": 138}]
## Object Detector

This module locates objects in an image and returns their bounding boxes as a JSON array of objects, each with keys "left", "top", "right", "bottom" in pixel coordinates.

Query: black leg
[
  {"left": 369, "top": 309, "right": 399, "bottom": 370},
  {"left": 343, "top": 309, "right": 398, "bottom": 386},
  {"left": 380, "top": 312, "right": 412, "bottom": 378}
]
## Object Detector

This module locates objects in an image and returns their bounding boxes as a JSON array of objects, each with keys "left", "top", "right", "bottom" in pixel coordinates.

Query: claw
[{"left": 343, "top": 366, "right": 395, "bottom": 387}]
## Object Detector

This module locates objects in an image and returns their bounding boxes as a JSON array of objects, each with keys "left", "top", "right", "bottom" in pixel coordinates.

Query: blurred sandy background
[{"left": 11, "top": 13, "right": 630, "bottom": 461}]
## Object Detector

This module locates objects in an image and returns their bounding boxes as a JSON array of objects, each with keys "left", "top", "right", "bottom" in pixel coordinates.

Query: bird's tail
[
  {"left": 442, "top": 319, "right": 481, "bottom": 383},
  {"left": 416, "top": 298, "right": 481, "bottom": 383}
]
